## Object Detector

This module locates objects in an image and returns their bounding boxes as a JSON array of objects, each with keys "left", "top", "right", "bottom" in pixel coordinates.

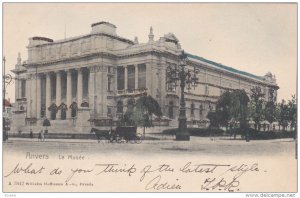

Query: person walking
[
  {"left": 29, "top": 129, "right": 33, "bottom": 139},
  {"left": 41, "top": 129, "right": 45, "bottom": 142}
]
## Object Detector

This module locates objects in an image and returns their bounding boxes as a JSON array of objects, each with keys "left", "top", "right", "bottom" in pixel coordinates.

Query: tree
[
  {"left": 249, "top": 86, "right": 265, "bottom": 131},
  {"left": 288, "top": 95, "right": 297, "bottom": 131},
  {"left": 235, "top": 90, "right": 250, "bottom": 130},
  {"left": 123, "top": 98, "right": 136, "bottom": 126},
  {"left": 277, "top": 100, "right": 289, "bottom": 131},
  {"left": 264, "top": 88, "right": 277, "bottom": 129},
  {"left": 216, "top": 91, "right": 232, "bottom": 130},
  {"left": 124, "top": 95, "right": 162, "bottom": 136},
  {"left": 207, "top": 111, "right": 220, "bottom": 128},
  {"left": 229, "top": 89, "right": 249, "bottom": 139},
  {"left": 212, "top": 89, "right": 249, "bottom": 139}
]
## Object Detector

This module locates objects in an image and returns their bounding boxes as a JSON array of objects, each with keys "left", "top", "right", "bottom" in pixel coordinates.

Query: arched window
[
  {"left": 191, "top": 103, "right": 195, "bottom": 117},
  {"left": 168, "top": 101, "right": 174, "bottom": 119},
  {"left": 51, "top": 109, "right": 56, "bottom": 120},
  {"left": 70, "top": 102, "right": 78, "bottom": 118},
  {"left": 59, "top": 103, "right": 68, "bottom": 120},
  {"left": 117, "top": 101, "right": 123, "bottom": 114},
  {"left": 48, "top": 103, "right": 57, "bottom": 120},
  {"left": 71, "top": 108, "right": 77, "bottom": 118},
  {"left": 61, "top": 109, "right": 66, "bottom": 120}
]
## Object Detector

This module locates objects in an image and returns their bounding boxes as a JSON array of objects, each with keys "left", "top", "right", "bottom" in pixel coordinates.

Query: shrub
[
  {"left": 228, "top": 128, "right": 296, "bottom": 140},
  {"left": 162, "top": 128, "right": 225, "bottom": 137}
]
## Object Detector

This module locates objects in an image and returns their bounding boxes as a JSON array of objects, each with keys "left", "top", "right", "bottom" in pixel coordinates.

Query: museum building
[{"left": 11, "top": 21, "right": 279, "bottom": 132}]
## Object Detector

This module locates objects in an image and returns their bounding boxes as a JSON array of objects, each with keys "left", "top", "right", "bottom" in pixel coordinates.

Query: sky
[{"left": 2, "top": 3, "right": 297, "bottom": 102}]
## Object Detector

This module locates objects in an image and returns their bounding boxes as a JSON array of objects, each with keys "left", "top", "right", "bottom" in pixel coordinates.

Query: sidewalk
[{"left": 5, "top": 136, "right": 295, "bottom": 144}]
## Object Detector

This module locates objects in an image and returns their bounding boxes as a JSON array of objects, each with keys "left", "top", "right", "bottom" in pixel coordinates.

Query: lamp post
[
  {"left": 3, "top": 56, "right": 12, "bottom": 141},
  {"left": 166, "top": 50, "right": 199, "bottom": 141}
]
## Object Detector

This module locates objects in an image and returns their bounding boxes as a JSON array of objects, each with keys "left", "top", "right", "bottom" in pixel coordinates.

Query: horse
[{"left": 90, "top": 128, "right": 110, "bottom": 143}]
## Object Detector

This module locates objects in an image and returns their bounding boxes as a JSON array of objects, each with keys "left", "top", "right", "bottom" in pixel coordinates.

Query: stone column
[
  {"left": 56, "top": 71, "right": 62, "bottom": 119},
  {"left": 26, "top": 74, "right": 31, "bottom": 117},
  {"left": 77, "top": 68, "right": 83, "bottom": 107},
  {"left": 36, "top": 74, "right": 41, "bottom": 119},
  {"left": 124, "top": 66, "right": 128, "bottom": 91},
  {"left": 88, "top": 66, "right": 95, "bottom": 116},
  {"left": 66, "top": 70, "right": 72, "bottom": 119},
  {"left": 135, "top": 65, "right": 138, "bottom": 90},
  {"left": 45, "top": 73, "right": 51, "bottom": 119}
]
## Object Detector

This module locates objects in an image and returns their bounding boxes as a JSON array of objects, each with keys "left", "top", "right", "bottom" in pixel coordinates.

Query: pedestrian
[
  {"left": 41, "top": 129, "right": 45, "bottom": 142},
  {"left": 29, "top": 129, "right": 33, "bottom": 138},
  {"left": 38, "top": 131, "right": 41, "bottom": 141}
]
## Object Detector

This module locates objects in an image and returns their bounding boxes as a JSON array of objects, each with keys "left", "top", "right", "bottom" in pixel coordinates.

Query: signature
[
  {"left": 144, "top": 175, "right": 181, "bottom": 190},
  {"left": 201, "top": 163, "right": 260, "bottom": 192}
]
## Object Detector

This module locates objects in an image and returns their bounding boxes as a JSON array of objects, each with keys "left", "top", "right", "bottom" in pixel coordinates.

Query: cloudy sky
[{"left": 3, "top": 3, "right": 297, "bottom": 102}]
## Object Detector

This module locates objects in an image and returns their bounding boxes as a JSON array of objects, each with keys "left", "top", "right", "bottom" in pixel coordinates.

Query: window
[
  {"left": 191, "top": 103, "right": 195, "bottom": 116},
  {"left": 41, "top": 104, "right": 45, "bottom": 118},
  {"left": 61, "top": 109, "right": 66, "bottom": 120},
  {"left": 138, "top": 64, "right": 146, "bottom": 89},
  {"left": 107, "top": 107, "right": 112, "bottom": 117},
  {"left": 117, "top": 67, "right": 125, "bottom": 90},
  {"left": 127, "top": 65, "right": 135, "bottom": 91},
  {"left": 82, "top": 69, "right": 89, "bottom": 97},
  {"left": 117, "top": 101, "right": 123, "bottom": 114},
  {"left": 61, "top": 73, "right": 67, "bottom": 99},
  {"left": 51, "top": 109, "right": 56, "bottom": 120},
  {"left": 71, "top": 108, "right": 77, "bottom": 118},
  {"left": 70, "top": 102, "right": 77, "bottom": 118},
  {"left": 72, "top": 72, "right": 78, "bottom": 98},
  {"left": 21, "top": 80, "right": 26, "bottom": 98},
  {"left": 108, "top": 76, "right": 112, "bottom": 91},
  {"left": 51, "top": 75, "right": 56, "bottom": 100},
  {"left": 168, "top": 101, "right": 174, "bottom": 119},
  {"left": 199, "top": 105, "right": 203, "bottom": 116}
]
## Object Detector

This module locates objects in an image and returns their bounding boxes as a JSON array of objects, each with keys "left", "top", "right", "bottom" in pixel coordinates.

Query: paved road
[{"left": 3, "top": 136, "right": 296, "bottom": 157}]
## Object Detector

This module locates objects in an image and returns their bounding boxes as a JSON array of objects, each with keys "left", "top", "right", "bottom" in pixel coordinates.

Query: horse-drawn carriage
[{"left": 90, "top": 126, "right": 143, "bottom": 144}]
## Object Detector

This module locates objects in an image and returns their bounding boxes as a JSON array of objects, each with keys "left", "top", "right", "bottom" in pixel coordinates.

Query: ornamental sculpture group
[{"left": 166, "top": 51, "right": 199, "bottom": 141}]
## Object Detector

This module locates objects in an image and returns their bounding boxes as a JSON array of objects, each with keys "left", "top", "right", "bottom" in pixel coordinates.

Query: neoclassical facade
[{"left": 11, "top": 21, "right": 278, "bottom": 132}]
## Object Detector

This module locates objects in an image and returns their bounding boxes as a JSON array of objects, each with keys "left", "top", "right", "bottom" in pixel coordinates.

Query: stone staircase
[{"left": 15, "top": 120, "right": 92, "bottom": 134}]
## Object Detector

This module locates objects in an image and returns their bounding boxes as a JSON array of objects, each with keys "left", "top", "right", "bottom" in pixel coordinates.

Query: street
[
  {"left": 3, "top": 136, "right": 296, "bottom": 157},
  {"left": 3, "top": 136, "right": 297, "bottom": 192}
]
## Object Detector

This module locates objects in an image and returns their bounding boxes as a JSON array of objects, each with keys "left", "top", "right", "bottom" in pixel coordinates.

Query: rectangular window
[
  {"left": 117, "top": 67, "right": 125, "bottom": 90},
  {"left": 138, "top": 64, "right": 146, "bottom": 89},
  {"left": 82, "top": 70, "right": 89, "bottom": 97},
  {"left": 71, "top": 73, "right": 77, "bottom": 98},
  {"left": 108, "top": 76, "right": 112, "bottom": 91},
  {"left": 51, "top": 75, "right": 56, "bottom": 100},
  {"left": 107, "top": 106, "right": 112, "bottom": 116},
  {"left": 108, "top": 66, "right": 113, "bottom": 74},
  {"left": 61, "top": 74, "right": 67, "bottom": 99},
  {"left": 127, "top": 65, "right": 135, "bottom": 91},
  {"left": 21, "top": 80, "right": 26, "bottom": 98}
]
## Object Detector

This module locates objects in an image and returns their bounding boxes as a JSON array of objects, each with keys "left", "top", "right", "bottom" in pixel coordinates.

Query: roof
[{"left": 187, "top": 53, "right": 263, "bottom": 80}]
